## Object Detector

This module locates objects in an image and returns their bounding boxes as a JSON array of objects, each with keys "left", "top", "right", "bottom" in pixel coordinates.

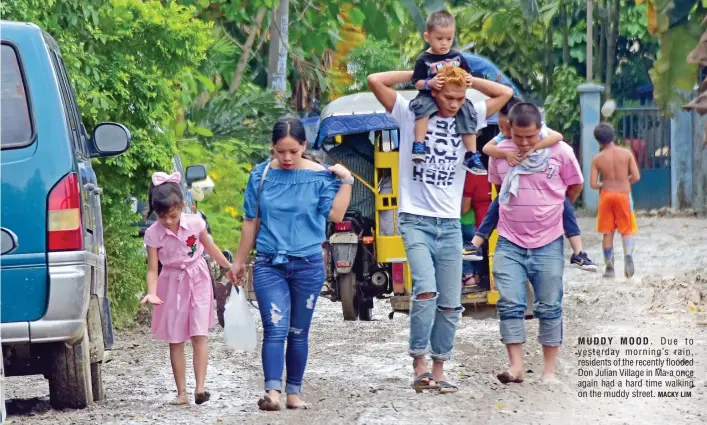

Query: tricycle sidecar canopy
[{"left": 313, "top": 89, "right": 490, "bottom": 149}]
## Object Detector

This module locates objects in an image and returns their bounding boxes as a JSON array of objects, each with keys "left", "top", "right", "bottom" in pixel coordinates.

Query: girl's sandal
[
  {"left": 195, "top": 391, "right": 211, "bottom": 405},
  {"left": 257, "top": 395, "right": 281, "bottom": 411}
]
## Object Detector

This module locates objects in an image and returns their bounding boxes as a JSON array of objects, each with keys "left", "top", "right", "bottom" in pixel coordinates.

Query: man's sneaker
[
  {"left": 603, "top": 261, "right": 615, "bottom": 279},
  {"left": 570, "top": 251, "right": 598, "bottom": 272},
  {"left": 465, "top": 151, "right": 487, "bottom": 175},
  {"left": 624, "top": 255, "right": 635, "bottom": 279},
  {"left": 462, "top": 244, "right": 483, "bottom": 261},
  {"left": 412, "top": 141, "right": 426, "bottom": 163}
]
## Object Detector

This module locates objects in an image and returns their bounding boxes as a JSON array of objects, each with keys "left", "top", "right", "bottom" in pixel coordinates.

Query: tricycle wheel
[
  {"left": 339, "top": 273, "right": 358, "bottom": 321},
  {"left": 358, "top": 297, "right": 373, "bottom": 321}
]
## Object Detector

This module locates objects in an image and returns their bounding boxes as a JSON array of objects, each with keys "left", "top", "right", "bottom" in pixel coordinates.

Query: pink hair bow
[{"left": 152, "top": 171, "right": 181, "bottom": 186}]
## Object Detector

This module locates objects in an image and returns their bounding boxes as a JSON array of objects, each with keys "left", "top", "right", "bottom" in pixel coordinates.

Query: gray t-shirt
[{"left": 387, "top": 93, "right": 488, "bottom": 219}]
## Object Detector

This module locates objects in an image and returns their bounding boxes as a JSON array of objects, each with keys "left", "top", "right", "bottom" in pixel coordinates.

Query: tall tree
[{"left": 268, "top": 0, "right": 289, "bottom": 100}]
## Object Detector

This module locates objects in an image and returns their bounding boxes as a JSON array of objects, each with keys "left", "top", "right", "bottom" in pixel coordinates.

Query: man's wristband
[{"left": 340, "top": 177, "right": 355, "bottom": 185}]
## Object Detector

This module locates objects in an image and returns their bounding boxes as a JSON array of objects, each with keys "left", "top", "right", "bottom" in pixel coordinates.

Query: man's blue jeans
[
  {"left": 492, "top": 236, "right": 564, "bottom": 346},
  {"left": 398, "top": 212, "right": 463, "bottom": 361},
  {"left": 252, "top": 253, "right": 325, "bottom": 394},
  {"left": 477, "top": 197, "right": 581, "bottom": 240}
]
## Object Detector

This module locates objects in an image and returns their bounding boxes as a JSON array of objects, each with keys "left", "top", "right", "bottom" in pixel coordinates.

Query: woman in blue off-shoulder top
[{"left": 229, "top": 117, "right": 353, "bottom": 411}]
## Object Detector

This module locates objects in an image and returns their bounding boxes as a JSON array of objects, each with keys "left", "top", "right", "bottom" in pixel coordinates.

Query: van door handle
[{"left": 84, "top": 183, "right": 96, "bottom": 192}]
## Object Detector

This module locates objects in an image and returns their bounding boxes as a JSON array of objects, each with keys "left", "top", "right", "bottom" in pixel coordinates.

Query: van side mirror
[
  {"left": 90, "top": 122, "right": 131, "bottom": 158},
  {"left": 185, "top": 165, "right": 207, "bottom": 186}
]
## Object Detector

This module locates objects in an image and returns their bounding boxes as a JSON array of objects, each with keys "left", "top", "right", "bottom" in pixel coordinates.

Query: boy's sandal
[
  {"left": 435, "top": 381, "right": 458, "bottom": 394},
  {"left": 411, "top": 372, "right": 437, "bottom": 391},
  {"left": 195, "top": 391, "right": 211, "bottom": 405},
  {"left": 257, "top": 395, "right": 281, "bottom": 411},
  {"left": 497, "top": 371, "right": 524, "bottom": 384}
]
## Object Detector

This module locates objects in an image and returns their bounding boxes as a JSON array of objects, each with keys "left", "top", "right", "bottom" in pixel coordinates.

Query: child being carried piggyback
[
  {"left": 462, "top": 97, "right": 599, "bottom": 272},
  {"left": 141, "top": 171, "right": 235, "bottom": 406},
  {"left": 409, "top": 10, "right": 486, "bottom": 175}
]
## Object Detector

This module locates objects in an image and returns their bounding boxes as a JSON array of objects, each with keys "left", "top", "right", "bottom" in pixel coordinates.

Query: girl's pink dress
[{"left": 144, "top": 214, "right": 215, "bottom": 343}]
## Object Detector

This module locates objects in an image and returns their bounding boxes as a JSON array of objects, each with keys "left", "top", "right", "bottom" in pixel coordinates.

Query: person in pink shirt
[
  {"left": 487, "top": 103, "right": 583, "bottom": 385},
  {"left": 141, "top": 171, "right": 235, "bottom": 406}
]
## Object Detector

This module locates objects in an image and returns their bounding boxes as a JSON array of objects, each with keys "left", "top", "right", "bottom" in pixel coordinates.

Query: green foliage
[
  {"left": 346, "top": 38, "right": 409, "bottom": 93},
  {"left": 186, "top": 82, "right": 294, "bottom": 151},
  {"left": 456, "top": 1, "right": 546, "bottom": 94},
  {"left": 178, "top": 139, "right": 265, "bottom": 250},
  {"left": 543, "top": 65, "right": 584, "bottom": 145},
  {"left": 650, "top": 18, "right": 703, "bottom": 114},
  {"left": 2, "top": 0, "right": 213, "bottom": 326}
]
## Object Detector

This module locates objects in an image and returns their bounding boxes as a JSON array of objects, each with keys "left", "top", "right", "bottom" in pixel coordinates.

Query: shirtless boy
[{"left": 589, "top": 123, "right": 641, "bottom": 279}]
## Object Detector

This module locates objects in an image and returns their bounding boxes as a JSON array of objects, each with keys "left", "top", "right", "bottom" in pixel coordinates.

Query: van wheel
[
  {"left": 87, "top": 297, "right": 105, "bottom": 402},
  {"left": 49, "top": 328, "right": 93, "bottom": 409},
  {"left": 90, "top": 362, "right": 104, "bottom": 402},
  {"left": 339, "top": 273, "right": 358, "bottom": 321}
]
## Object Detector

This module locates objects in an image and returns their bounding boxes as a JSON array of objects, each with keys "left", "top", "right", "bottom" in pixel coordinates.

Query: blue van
[{"left": 1, "top": 21, "right": 130, "bottom": 409}]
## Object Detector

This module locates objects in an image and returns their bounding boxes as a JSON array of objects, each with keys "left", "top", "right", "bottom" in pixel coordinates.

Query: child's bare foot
[
  {"left": 195, "top": 390, "right": 211, "bottom": 405},
  {"left": 540, "top": 372, "right": 561, "bottom": 385},
  {"left": 169, "top": 393, "right": 189, "bottom": 405},
  {"left": 286, "top": 394, "right": 308, "bottom": 409}
]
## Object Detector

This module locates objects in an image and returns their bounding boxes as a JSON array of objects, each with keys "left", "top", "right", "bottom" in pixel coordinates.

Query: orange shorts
[{"left": 597, "top": 191, "right": 634, "bottom": 235}]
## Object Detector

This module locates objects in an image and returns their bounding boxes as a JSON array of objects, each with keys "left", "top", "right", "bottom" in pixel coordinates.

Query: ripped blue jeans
[
  {"left": 252, "top": 253, "right": 325, "bottom": 395},
  {"left": 398, "top": 213, "right": 463, "bottom": 362}
]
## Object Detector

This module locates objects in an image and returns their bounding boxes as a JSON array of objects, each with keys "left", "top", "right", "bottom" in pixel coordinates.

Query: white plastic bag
[{"left": 223, "top": 287, "right": 257, "bottom": 352}]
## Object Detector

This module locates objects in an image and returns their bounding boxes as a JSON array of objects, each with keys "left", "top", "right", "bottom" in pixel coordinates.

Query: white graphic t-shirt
[{"left": 388, "top": 93, "right": 488, "bottom": 219}]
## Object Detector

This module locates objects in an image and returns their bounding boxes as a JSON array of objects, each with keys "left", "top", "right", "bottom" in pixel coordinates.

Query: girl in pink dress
[{"left": 141, "top": 171, "right": 234, "bottom": 405}]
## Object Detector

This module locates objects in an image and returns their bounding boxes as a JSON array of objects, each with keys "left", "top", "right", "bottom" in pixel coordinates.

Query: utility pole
[
  {"left": 268, "top": 0, "right": 289, "bottom": 101},
  {"left": 586, "top": 0, "right": 593, "bottom": 82}
]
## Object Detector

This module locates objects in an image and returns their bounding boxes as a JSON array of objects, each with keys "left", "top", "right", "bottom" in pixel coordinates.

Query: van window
[
  {"left": 49, "top": 51, "right": 86, "bottom": 156},
  {"left": 1, "top": 43, "right": 34, "bottom": 149}
]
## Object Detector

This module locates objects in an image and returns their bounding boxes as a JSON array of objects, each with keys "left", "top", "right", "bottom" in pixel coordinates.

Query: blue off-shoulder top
[{"left": 243, "top": 160, "right": 341, "bottom": 264}]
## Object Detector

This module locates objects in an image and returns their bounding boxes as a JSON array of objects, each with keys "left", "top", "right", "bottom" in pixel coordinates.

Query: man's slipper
[
  {"left": 435, "top": 381, "right": 458, "bottom": 394},
  {"left": 257, "top": 395, "right": 281, "bottom": 411},
  {"left": 411, "top": 372, "right": 437, "bottom": 392},
  {"left": 497, "top": 371, "right": 524, "bottom": 384}
]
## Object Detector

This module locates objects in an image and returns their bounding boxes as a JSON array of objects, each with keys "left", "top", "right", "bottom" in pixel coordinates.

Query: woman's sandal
[
  {"left": 497, "top": 371, "right": 524, "bottom": 384},
  {"left": 195, "top": 391, "right": 211, "bottom": 405},
  {"left": 435, "top": 381, "right": 459, "bottom": 394},
  {"left": 411, "top": 372, "right": 438, "bottom": 392},
  {"left": 257, "top": 395, "right": 282, "bottom": 411}
]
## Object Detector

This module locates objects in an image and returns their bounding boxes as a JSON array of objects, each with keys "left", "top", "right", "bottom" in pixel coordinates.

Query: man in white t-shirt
[{"left": 367, "top": 66, "right": 513, "bottom": 392}]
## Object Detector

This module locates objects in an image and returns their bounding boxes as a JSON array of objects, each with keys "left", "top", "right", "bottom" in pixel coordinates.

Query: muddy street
[{"left": 5, "top": 217, "right": 707, "bottom": 425}]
